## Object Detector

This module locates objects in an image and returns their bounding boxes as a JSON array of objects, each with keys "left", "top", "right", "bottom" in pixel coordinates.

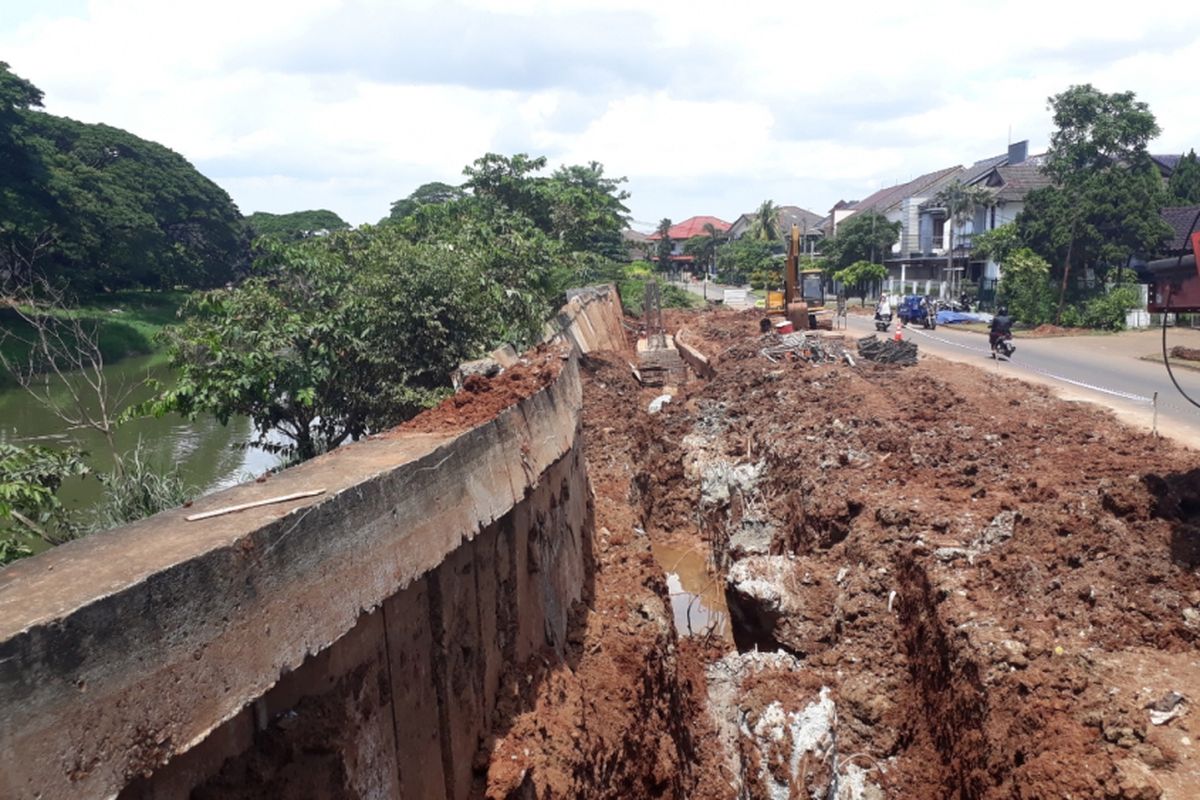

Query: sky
[{"left": 4, "top": 0, "right": 1200, "bottom": 231}]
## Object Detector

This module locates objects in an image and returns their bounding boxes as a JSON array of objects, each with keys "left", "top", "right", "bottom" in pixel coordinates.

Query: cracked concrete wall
[{"left": 0, "top": 286, "right": 624, "bottom": 800}]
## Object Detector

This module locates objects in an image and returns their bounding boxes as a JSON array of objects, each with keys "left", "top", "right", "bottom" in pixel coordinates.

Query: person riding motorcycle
[
  {"left": 875, "top": 294, "right": 892, "bottom": 318},
  {"left": 989, "top": 306, "right": 1014, "bottom": 352}
]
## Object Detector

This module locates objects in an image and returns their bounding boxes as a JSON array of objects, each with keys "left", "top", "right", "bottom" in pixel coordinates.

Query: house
[
  {"left": 826, "top": 164, "right": 965, "bottom": 291},
  {"left": 888, "top": 141, "right": 1049, "bottom": 292},
  {"left": 646, "top": 215, "right": 731, "bottom": 271},
  {"left": 1158, "top": 206, "right": 1200, "bottom": 256},
  {"left": 621, "top": 229, "right": 652, "bottom": 262},
  {"left": 727, "top": 206, "right": 825, "bottom": 253},
  {"left": 1152, "top": 154, "right": 1183, "bottom": 181}
]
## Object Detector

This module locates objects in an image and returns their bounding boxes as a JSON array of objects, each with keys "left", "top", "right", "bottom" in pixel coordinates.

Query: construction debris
[
  {"left": 856, "top": 335, "right": 919, "bottom": 365},
  {"left": 760, "top": 331, "right": 850, "bottom": 364}
]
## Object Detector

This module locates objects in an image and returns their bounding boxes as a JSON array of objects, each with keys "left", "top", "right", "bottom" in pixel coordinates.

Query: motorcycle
[
  {"left": 990, "top": 331, "right": 1015, "bottom": 359},
  {"left": 874, "top": 311, "right": 892, "bottom": 332}
]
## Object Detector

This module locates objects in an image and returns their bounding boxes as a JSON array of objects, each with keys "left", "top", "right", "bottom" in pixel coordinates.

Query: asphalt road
[{"left": 671, "top": 280, "right": 1200, "bottom": 445}]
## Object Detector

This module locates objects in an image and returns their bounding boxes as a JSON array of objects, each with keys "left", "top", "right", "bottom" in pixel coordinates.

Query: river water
[{"left": 0, "top": 354, "right": 279, "bottom": 517}]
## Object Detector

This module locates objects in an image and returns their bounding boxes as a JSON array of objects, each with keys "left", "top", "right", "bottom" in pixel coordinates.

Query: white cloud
[{"left": 3, "top": 0, "right": 1200, "bottom": 226}]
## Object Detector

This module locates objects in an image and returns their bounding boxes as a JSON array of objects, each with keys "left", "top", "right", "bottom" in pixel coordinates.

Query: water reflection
[
  {"left": 650, "top": 542, "right": 731, "bottom": 640},
  {"left": 0, "top": 354, "right": 279, "bottom": 517}
]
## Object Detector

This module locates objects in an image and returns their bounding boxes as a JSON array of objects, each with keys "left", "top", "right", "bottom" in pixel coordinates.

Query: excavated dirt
[
  {"left": 629, "top": 308, "right": 1200, "bottom": 798},
  {"left": 477, "top": 350, "right": 723, "bottom": 799},
  {"left": 394, "top": 344, "right": 564, "bottom": 434},
  {"left": 474, "top": 306, "right": 1200, "bottom": 799}
]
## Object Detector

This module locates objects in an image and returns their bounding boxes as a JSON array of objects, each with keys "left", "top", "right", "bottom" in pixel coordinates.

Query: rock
[
  {"left": 1113, "top": 758, "right": 1162, "bottom": 799},
  {"left": 1000, "top": 639, "right": 1029, "bottom": 669},
  {"left": 451, "top": 357, "right": 502, "bottom": 390},
  {"left": 700, "top": 460, "right": 765, "bottom": 505},
  {"left": 1182, "top": 607, "right": 1200, "bottom": 629},
  {"left": 728, "top": 517, "right": 775, "bottom": 559},
  {"left": 647, "top": 394, "right": 673, "bottom": 414}
]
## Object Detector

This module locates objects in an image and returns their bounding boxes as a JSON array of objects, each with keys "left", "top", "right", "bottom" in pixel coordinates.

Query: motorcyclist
[
  {"left": 875, "top": 293, "right": 892, "bottom": 319},
  {"left": 989, "top": 305, "right": 1013, "bottom": 352}
]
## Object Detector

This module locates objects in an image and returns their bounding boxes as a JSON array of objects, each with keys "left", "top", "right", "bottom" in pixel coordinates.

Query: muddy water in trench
[{"left": 650, "top": 541, "right": 731, "bottom": 640}]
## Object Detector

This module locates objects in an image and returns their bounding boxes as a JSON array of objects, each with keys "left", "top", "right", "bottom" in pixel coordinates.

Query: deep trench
[{"left": 632, "top": 372, "right": 1007, "bottom": 799}]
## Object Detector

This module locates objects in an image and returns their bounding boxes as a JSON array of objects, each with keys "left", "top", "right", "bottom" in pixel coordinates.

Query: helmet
[{"left": 997, "top": 306, "right": 1008, "bottom": 316}]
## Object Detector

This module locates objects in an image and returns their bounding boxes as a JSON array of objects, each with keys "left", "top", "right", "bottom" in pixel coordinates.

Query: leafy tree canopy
[
  {"left": 822, "top": 211, "right": 900, "bottom": 270},
  {"left": 245, "top": 209, "right": 349, "bottom": 242},
  {"left": 832, "top": 260, "right": 887, "bottom": 304},
  {"left": 158, "top": 224, "right": 554, "bottom": 461},
  {"left": 716, "top": 238, "right": 775, "bottom": 287},
  {"left": 1169, "top": 149, "right": 1200, "bottom": 205},
  {"left": 1017, "top": 85, "right": 1170, "bottom": 313},
  {"left": 1044, "top": 84, "right": 1160, "bottom": 182},
  {"left": 385, "top": 181, "right": 466, "bottom": 223},
  {"left": 0, "top": 63, "right": 248, "bottom": 294},
  {"left": 971, "top": 222, "right": 1020, "bottom": 264}
]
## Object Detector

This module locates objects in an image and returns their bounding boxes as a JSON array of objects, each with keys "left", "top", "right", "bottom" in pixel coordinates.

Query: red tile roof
[{"left": 647, "top": 215, "right": 731, "bottom": 240}]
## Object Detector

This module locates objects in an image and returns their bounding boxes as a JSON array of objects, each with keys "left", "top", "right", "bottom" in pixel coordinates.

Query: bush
[
  {"left": 618, "top": 262, "right": 698, "bottom": 316},
  {"left": 0, "top": 442, "right": 89, "bottom": 564},
  {"left": 90, "top": 442, "right": 191, "bottom": 533},
  {"left": 998, "top": 249, "right": 1054, "bottom": 325},
  {"left": 1077, "top": 285, "right": 1140, "bottom": 331}
]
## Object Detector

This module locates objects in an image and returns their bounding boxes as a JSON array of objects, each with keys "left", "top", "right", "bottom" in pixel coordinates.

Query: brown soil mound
[
  {"left": 1029, "top": 323, "right": 1089, "bottom": 336},
  {"left": 1170, "top": 345, "right": 1200, "bottom": 362},
  {"left": 394, "top": 345, "right": 564, "bottom": 434}
]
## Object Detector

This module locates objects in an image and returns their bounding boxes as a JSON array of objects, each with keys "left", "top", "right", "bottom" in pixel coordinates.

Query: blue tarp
[{"left": 936, "top": 310, "right": 991, "bottom": 325}]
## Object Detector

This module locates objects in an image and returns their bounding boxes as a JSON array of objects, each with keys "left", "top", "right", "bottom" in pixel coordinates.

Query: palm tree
[
  {"left": 655, "top": 218, "right": 673, "bottom": 273},
  {"left": 933, "top": 182, "right": 993, "bottom": 295},
  {"left": 749, "top": 200, "right": 780, "bottom": 243},
  {"left": 702, "top": 222, "right": 725, "bottom": 278}
]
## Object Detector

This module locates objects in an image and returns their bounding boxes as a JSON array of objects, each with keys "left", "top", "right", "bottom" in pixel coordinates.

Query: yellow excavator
[{"left": 765, "top": 225, "right": 827, "bottom": 330}]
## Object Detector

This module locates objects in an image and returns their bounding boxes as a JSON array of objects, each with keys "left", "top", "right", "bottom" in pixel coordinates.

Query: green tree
[
  {"left": 971, "top": 222, "right": 1020, "bottom": 265},
  {"left": 1020, "top": 84, "right": 1170, "bottom": 321},
  {"left": 245, "top": 210, "right": 350, "bottom": 241},
  {"left": 749, "top": 200, "right": 780, "bottom": 243},
  {"left": 823, "top": 211, "right": 900, "bottom": 269},
  {"left": 0, "top": 64, "right": 248, "bottom": 293},
  {"left": 385, "top": 181, "right": 466, "bottom": 223},
  {"left": 832, "top": 260, "right": 887, "bottom": 306},
  {"left": 544, "top": 162, "right": 630, "bottom": 258},
  {"left": 683, "top": 225, "right": 724, "bottom": 276},
  {"left": 997, "top": 248, "right": 1053, "bottom": 325},
  {"left": 158, "top": 225, "right": 552, "bottom": 462},
  {"left": 1169, "top": 149, "right": 1200, "bottom": 205},
  {"left": 655, "top": 218, "right": 673, "bottom": 271},
  {"left": 462, "top": 153, "right": 552, "bottom": 229},
  {"left": 715, "top": 238, "right": 774, "bottom": 286}
]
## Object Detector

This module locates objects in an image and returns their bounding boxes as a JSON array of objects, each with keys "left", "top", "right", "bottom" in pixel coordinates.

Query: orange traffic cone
[{"left": 894, "top": 313, "right": 903, "bottom": 342}]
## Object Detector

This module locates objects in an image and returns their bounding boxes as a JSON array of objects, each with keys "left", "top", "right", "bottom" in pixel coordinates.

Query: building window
[{"left": 931, "top": 217, "right": 945, "bottom": 246}]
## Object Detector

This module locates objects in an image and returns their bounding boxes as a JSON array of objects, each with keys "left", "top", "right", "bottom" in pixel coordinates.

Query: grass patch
[{"left": 0, "top": 290, "right": 186, "bottom": 387}]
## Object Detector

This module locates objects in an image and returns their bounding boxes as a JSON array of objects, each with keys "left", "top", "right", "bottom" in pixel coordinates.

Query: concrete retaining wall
[{"left": 0, "top": 286, "right": 625, "bottom": 800}]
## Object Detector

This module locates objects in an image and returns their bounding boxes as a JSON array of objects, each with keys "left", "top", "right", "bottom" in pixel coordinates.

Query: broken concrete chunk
[
  {"left": 647, "top": 394, "right": 673, "bottom": 414},
  {"left": 451, "top": 356, "right": 503, "bottom": 390},
  {"left": 700, "top": 459, "right": 765, "bottom": 505},
  {"left": 728, "top": 517, "right": 775, "bottom": 559}
]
